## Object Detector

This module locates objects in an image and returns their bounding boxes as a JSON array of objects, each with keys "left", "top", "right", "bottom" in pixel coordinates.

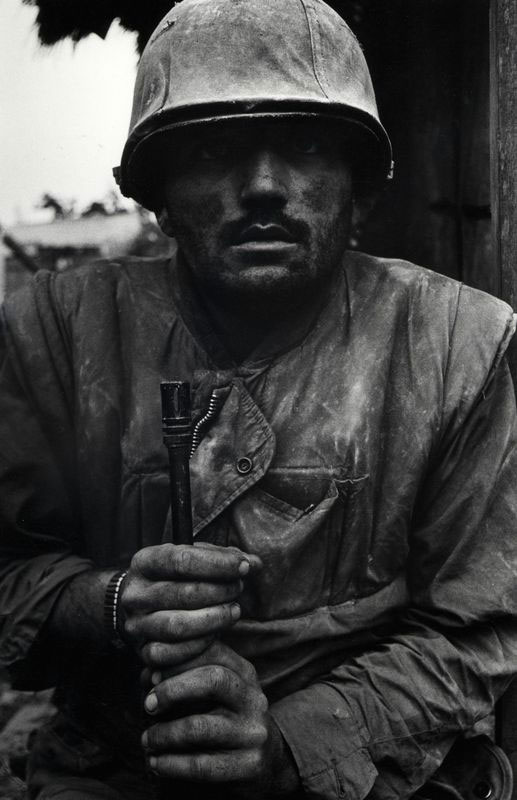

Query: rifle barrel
[{"left": 160, "top": 381, "right": 193, "bottom": 545}]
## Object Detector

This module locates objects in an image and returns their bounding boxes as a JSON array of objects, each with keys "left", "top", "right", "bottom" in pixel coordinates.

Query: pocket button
[{"left": 237, "top": 457, "right": 253, "bottom": 474}]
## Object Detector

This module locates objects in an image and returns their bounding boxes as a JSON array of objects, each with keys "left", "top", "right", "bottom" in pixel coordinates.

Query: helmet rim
[{"left": 116, "top": 103, "right": 393, "bottom": 211}]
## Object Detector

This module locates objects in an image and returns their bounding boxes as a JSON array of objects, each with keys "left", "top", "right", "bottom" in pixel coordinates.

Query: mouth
[
  {"left": 230, "top": 224, "right": 298, "bottom": 254},
  {"left": 234, "top": 224, "right": 296, "bottom": 245}
]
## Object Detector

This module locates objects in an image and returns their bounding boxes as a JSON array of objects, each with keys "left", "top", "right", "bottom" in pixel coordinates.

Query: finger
[
  {"left": 141, "top": 636, "right": 214, "bottom": 669},
  {"left": 143, "top": 714, "right": 267, "bottom": 753},
  {"left": 126, "top": 603, "right": 241, "bottom": 643},
  {"left": 194, "top": 542, "right": 263, "bottom": 574},
  {"left": 145, "top": 665, "right": 261, "bottom": 716},
  {"left": 123, "top": 578, "right": 243, "bottom": 614},
  {"left": 132, "top": 544, "right": 250, "bottom": 581},
  {"left": 152, "top": 639, "right": 257, "bottom": 683},
  {"left": 147, "top": 750, "right": 264, "bottom": 782}
]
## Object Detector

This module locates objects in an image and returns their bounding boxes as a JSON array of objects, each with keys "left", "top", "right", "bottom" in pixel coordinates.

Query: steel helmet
[{"left": 115, "top": 0, "right": 393, "bottom": 211}]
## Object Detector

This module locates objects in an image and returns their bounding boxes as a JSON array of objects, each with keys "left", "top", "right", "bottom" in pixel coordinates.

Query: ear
[
  {"left": 352, "top": 190, "right": 380, "bottom": 229},
  {"left": 349, "top": 191, "right": 380, "bottom": 250},
  {"left": 156, "top": 208, "right": 174, "bottom": 237}
]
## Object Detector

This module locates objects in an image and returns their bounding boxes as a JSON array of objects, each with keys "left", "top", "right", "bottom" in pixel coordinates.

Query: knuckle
[
  {"left": 169, "top": 613, "right": 186, "bottom": 638},
  {"left": 120, "top": 583, "right": 139, "bottom": 612},
  {"left": 254, "top": 691, "right": 269, "bottom": 716},
  {"left": 180, "top": 582, "right": 198, "bottom": 607},
  {"left": 131, "top": 549, "right": 148, "bottom": 573},
  {"left": 145, "top": 724, "right": 159, "bottom": 750},
  {"left": 143, "top": 641, "right": 164, "bottom": 666},
  {"left": 218, "top": 603, "right": 235, "bottom": 626},
  {"left": 161, "top": 543, "right": 175, "bottom": 559},
  {"left": 210, "top": 665, "right": 231, "bottom": 695},
  {"left": 154, "top": 724, "right": 172, "bottom": 751},
  {"left": 184, "top": 637, "right": 213, "bottom": 660},
  {"left": 188, "top": 715, "right": 210, "bottom": 742},
  {"left": 123, "top": 617, "right": 138, "bottom": 639},
  {"left": 241, "top": 659, "right": 258, "bottom": 682},
  {"left": 129, "top": 554, "right": 141, "bottom": 573},
  {"left": 156, "top": 543, "right": 175, "bottom": 571},
  {"left": 253, "top": 722, "right": 268, "bottom": 746},
  {"left": 149, "top": 641, "right": 165, "bottom": 662},
  {"left": 207, "top": 639, "right": 226, "bottom": 661},
  {"left": 189, "top": 755, "right": 210, "bottom": 782},
  {"left": 158, "top": 680, "right": 174, "bottom": 705},
  {"left": 140, "top": 642, "right": 153, "bottom": 664},
  {"left": 175, "top": 546, "right": 193, "bottom": 574},
  {"left": 248, "top": 749, "right": 265, "bottom": 776}
]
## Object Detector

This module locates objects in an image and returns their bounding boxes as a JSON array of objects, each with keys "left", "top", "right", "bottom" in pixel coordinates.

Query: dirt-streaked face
[{"left": 162, "top": 119, "right": 354, "bottom": 308}]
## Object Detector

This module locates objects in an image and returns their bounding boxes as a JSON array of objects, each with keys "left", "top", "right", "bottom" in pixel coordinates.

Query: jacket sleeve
[
  {"left": 270, "top": 288, "right": 517, "bottom": 800},
  {"left": 0, "top": 273, "right": 93, "bottom": 686}
]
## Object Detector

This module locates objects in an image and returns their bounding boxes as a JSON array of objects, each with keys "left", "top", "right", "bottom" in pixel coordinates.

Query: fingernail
[
  {"left": 151, "top": 671, "right": 162, "bottom": 686},
  {"left": 238, "top": 560, "right": 250, "bottom": 576},
  {"left": 231, "top": 603, "right": 241, "bottom": 621},
  {"left": 149, "top": 756, "right": 158, "bottom": 771},
  {"left": 145, "top": 693, "right": 158, "bottom": 713},
  {"left": 141, "top": 731, "right": 148, "bottom": 749}
]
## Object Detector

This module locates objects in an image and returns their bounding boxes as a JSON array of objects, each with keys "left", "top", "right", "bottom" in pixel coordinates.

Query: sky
[{"left": 0, "top": 0, "right": 138, "bottom": 225}]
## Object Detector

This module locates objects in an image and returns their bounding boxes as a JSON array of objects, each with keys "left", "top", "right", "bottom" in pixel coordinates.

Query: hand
[
  {"left": 141, "top": 641, "right": 300, "bottom": 793},
  {"left": 120, "top": 542, "right": 261, "bottom": 669}
]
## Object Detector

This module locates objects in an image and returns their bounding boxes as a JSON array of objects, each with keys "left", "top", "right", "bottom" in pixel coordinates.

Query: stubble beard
[{"left": 174, "top": 205, "right": 353, "bottom": 316}]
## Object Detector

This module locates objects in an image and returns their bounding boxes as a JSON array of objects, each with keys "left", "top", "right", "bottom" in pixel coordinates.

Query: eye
[
  {"left": 196, "top": 138, "right": 232, "bottom": 161},
  {"left": 292, "top": 134, "right": 325, "bottom": 155}
]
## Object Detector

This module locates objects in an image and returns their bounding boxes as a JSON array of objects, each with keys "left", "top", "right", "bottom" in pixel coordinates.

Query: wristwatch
[{"left": 103, "top": 570, "right": 128, "bottom": 649}]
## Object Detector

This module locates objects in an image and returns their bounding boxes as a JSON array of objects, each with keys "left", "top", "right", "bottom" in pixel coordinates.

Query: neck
[{"left": 198, "top": 280, "right": 332, "bottom": 363}]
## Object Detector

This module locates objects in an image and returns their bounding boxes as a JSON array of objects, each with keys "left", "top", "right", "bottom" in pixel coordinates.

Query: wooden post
[
  {"left": 490, "top": 0, "right": 517, "bottom": 373},
  {"left": 490, "top": 0, "right": 517, "bottom": 789}
]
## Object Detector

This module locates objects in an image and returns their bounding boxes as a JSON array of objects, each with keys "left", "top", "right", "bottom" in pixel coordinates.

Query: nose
[{"left": 239, "top": 148, "right": 288, "bottom": 209}]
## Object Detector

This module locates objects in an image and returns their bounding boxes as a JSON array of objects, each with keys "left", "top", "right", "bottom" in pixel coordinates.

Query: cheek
[
  {"left": 299, "top": 173, "right": 353, "bottom": 229},
  {"left": 166, "top": 185, "right": 226, "bottom": 242}
]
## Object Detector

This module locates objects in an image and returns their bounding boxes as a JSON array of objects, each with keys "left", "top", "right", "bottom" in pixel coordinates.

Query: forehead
[{"left": 168, "top": 116, "right": 348, "bottom": 149}]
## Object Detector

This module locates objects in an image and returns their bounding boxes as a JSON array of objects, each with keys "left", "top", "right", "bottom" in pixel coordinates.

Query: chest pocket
[{"left": 227, "top": 467, "right": 371, "bottom": 620}]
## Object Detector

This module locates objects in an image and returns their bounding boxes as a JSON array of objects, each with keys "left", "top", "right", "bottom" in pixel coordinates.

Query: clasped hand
[
  {"left": 119, "top": 543, "right": 280, "bottom": 786},
  {"left": 121, "top": 542, "right": 257, "bottom": 667}
]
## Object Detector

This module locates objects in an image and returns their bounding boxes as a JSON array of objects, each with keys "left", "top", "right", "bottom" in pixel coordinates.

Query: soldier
[{"left": 1, "top": 1, "right": 517, "bottom": 798}]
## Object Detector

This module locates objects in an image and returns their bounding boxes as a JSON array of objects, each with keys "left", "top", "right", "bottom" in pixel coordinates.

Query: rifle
[
  {"left": 157, "top": 381, "right": 194, "bottom": 799},
  {"left": 160, "top": 381, "right": 194, "bottom": 546}
]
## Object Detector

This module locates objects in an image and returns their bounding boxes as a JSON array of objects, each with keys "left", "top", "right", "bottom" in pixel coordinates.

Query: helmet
[{"left": 115, "top": 0, "right": 393, "bottom": 211}]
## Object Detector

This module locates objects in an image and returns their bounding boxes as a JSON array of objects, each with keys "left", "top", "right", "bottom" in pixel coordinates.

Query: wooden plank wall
[
  {"left": 357, "top": 0, "right": 496, "bottom": 294},
  {"left": 490, "top": 0, "right": 517, "bottom": 361},
  {"left": 363, "top": 0, "right": 466, "bottom": 279},
  {"left": 490, "top": 0, "right": 517, "bottom": 787},
  {"left": 458, "top": 1, "right": 494, "bottom": 295}
]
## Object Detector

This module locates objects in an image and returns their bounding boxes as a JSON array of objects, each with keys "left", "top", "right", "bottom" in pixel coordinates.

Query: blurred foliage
[
  {"left": 35, "top": 191, "right": 128, "bottom": 221},
  {"left": 37, "top": 193, "right": 75, "bottom": 219},
  {"left": 22, "top": 0, "right": 368, "bottom": 53}
]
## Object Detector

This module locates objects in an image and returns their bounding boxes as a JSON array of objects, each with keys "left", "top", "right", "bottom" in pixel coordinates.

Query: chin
[{"left": 213, "top": 263, "right": 332, "bottom": 306}]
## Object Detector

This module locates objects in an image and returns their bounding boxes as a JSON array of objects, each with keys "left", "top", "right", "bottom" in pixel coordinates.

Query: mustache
[{"left": 220, "top": 213, "right": 311, "bottom": 246}]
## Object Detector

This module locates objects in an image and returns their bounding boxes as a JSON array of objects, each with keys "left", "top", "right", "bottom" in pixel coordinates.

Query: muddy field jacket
[{"left": 1, "top": 250, "right": 517, "bottom": 800}]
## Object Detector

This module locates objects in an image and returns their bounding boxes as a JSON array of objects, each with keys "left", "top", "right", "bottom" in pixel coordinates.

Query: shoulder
[
  {"left": 48, "top": 255, "right": 172, "bottom": 309},
  {"left": 344, "top": 250, "right": 515, "bottom": 349},
  {"left": 343, "top": 251, "right": 516, "bottom": 414},
  {"left": 3, "top": 255, "right": 174, "bottom": 331}
]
